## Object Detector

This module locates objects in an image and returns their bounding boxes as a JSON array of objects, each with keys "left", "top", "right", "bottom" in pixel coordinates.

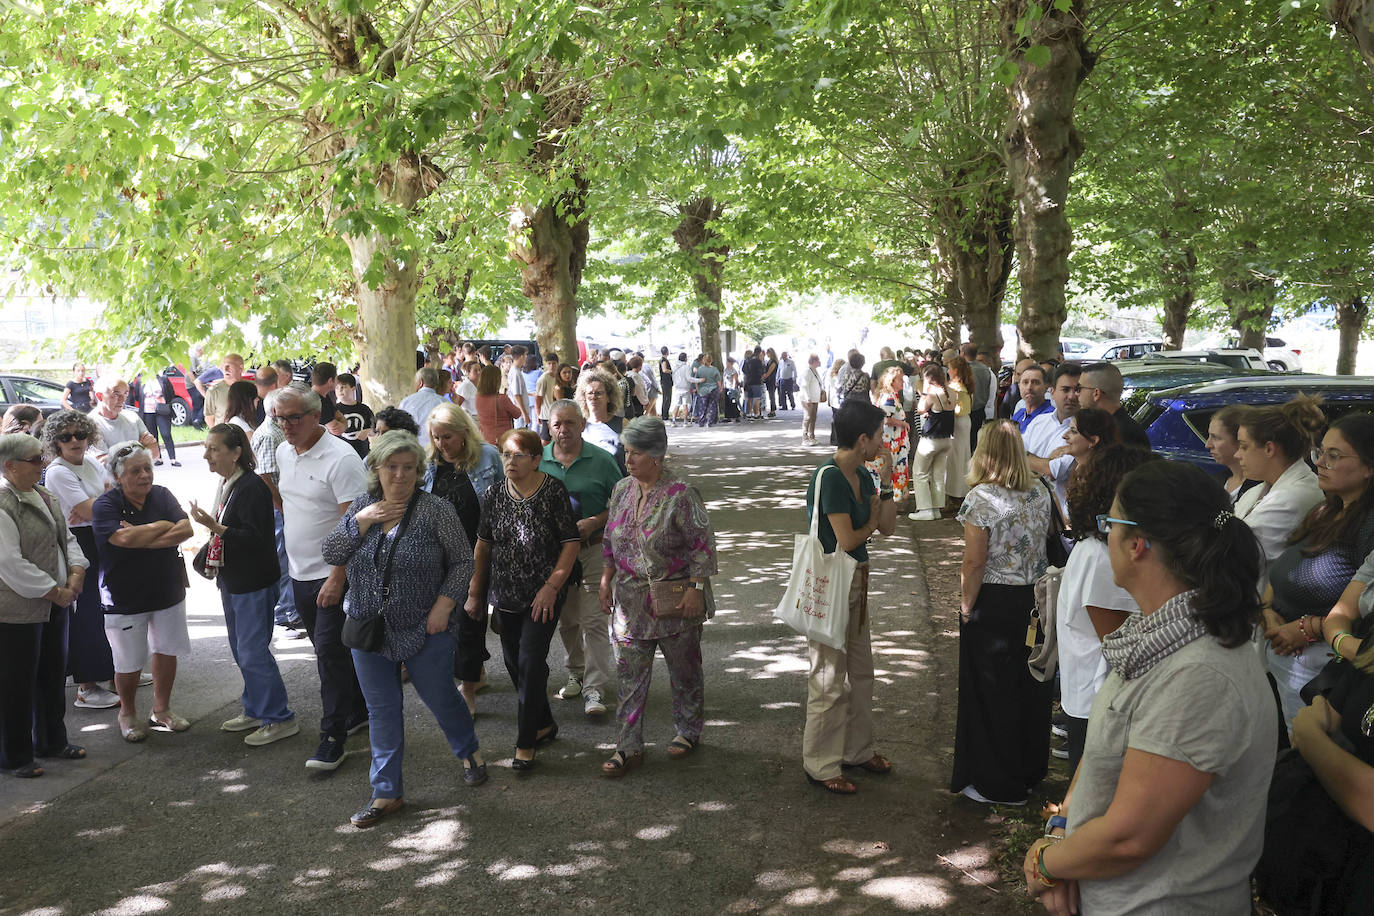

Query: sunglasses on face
[{"left": 58, "top": 431, "right": 89, "bottom": 443}]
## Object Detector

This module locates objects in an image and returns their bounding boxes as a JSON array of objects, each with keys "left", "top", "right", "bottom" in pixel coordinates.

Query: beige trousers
[
  {"left": 802, "top": 563, "right": 875, "bottom": 780},
  {"left": 558, "top": 540, "right": 612, "bottom": 694},
  {"left": 802, "top": 403, "right": 818, "bottom": 440}
]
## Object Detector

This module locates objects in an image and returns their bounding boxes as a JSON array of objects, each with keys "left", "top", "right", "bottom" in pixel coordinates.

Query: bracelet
[
  {"left": 1035, "top": 839, "right": 1060, "bottom": 887},
  {"left": 1298, "top": 616, "right": 1319, "bottom": 645},
  {"left": 1333, "top": 631, "right": 1352, "bottom": 657},
  {"left": 880, "top": 491, "right": 894, "bottom": 502}
]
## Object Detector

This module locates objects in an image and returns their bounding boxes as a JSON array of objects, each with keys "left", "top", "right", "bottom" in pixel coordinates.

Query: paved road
[{"left": 0, "top": 415, "right": 1035, "bottom": 914}]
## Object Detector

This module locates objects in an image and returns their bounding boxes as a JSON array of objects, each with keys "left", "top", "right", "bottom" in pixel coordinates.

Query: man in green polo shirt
[{"left": 540, "top": 400, "right": 625, "bottom": 717}]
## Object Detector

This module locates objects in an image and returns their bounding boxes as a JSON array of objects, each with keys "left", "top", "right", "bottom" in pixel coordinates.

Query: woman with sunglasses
[
  {"left": 41, "top": 410, "right": 118, "bottom": 711},
  {"left": 1025, "top": 461, "right": 1273, "bottom": 915},
  {"left": 1262, "top": 413, "right": 1374, "bottom": 727}
]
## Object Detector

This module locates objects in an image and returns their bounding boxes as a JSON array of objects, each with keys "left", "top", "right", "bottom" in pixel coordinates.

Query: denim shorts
[{"left": 746, "top": 384, "right": 765, "bottom": 399}]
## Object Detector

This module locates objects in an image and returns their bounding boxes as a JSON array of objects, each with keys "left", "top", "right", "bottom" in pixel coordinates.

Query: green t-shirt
[
  {"left": 694, "top": 365, "right": 722, "bottom": 390},
  {"left": 806, "top": 459, "right": 874, "bottom": 562},
  {"left": 540, "top": 441, "right": 625, "bottom": 519}
]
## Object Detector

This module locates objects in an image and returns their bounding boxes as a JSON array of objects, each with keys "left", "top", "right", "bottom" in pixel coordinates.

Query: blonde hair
[
  {"left": 426, "top": 402, "right": 484, "bottom": 472},
  {"left": 576, "top": 367, "right": 622, "bottom": 416},
  {"left": 966, "top": 420, "right": 1035, "bottom": 491}
]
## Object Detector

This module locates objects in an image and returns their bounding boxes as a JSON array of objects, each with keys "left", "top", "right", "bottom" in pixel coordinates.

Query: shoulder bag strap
[{"left": 376, "top": 494, "right": 422, "bottom": 604}]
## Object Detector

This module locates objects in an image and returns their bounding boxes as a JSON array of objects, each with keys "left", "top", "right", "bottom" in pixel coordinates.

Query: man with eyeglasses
[
  {"left": 274, "top": 386, "right": 369, "bottom": 770},
  {"left": 90, "top": 377, "right": 158, "bottom": 461},
  {"left": 540, "top": 401, "right": 625, "bottom": 717},
  {"left": 252, "top": 389, "right": 304, "bottom": 636}
]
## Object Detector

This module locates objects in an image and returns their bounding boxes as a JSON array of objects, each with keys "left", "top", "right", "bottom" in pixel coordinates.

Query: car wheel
[
  {"left": 1267, "top": 361, "right": 1286, "bottom": 372},
  {"left": 170, "top": 399, "right": 190, "bottom": 426}
]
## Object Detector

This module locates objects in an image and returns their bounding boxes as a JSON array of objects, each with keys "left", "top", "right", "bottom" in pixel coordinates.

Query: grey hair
[
  {"left": 0, "top": 431, "right": 42, "bottom": 465},
  {"left": 548, "top": 399, "right": 583, "bottom": 422},
  {"left": 275, "top": 383, "right": 322, "bottom": 416},
  {"left": 104, "top": 440, "right": 151, "bottom": 478},
  {"left": 620, "top": 416, "right": 668, "bottom": 460},
  {"left": 261, "top": 388, "right": 284, "bottom": 415},
  {"left": 416, "top": 367, "right": 440, "bottom": 390},
  {"left": 95, "top": 375, "right": 128, "bottom": 394},
  {"left": 364, "top": 430, "right": 427, "bottom": 498}
]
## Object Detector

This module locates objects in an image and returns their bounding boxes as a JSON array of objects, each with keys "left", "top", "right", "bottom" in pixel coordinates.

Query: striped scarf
[{"left": 1101, "top": 589, "right": 1208, "bottom": 680}]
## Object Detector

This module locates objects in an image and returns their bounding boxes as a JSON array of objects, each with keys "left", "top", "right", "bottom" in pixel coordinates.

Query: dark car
[
  {"left": 0, "top": 374, "right": 66, "bottom": 418},
  {"left": 1113, "top": 359, "right": 1274, "bottom": 416},
  {"left": 1138, "top": 375, "right": 1374, "bottom": 471}
]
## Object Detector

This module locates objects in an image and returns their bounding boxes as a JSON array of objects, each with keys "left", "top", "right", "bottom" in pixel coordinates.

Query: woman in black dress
[
  {"left": 763, "top": 348, "right": 780, "bottom": 418},
  {"left": 465, "top": 428, "right": 580, "bottom": 772}
]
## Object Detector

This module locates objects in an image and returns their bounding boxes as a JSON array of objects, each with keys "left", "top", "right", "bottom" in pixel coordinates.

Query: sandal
[
  {"left": 38, "top": 744, "right": 87, "bottom": 760},
  {"left": 842, "top": 753, "right": 893, "bottom": 775},
  {"left": 600, "top": 750, "right": 644, "bottom": 778},
  {"left": 666, "top": 735, "right": 698, "bottom": 759},
  {"left": 119, "top": 714, "right": 149, "bottom": 743},
  {"left": 149, "top": 710, "right": 190, "bottom": 733},
  {"left": 806, "top": 773, "right": 858, "bottom": 795},
  {"left": 11, "top": 762, "right": 43, "bottom": 778}
]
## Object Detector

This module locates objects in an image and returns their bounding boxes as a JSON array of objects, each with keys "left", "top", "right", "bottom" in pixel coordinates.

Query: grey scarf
[{"left": 1100, "top": 589, "right": 1209, "bottom": 680}]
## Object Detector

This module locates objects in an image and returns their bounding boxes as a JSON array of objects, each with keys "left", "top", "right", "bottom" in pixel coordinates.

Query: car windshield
[{"left": 11, "top": 378, "right": 64, "bottom": 403}]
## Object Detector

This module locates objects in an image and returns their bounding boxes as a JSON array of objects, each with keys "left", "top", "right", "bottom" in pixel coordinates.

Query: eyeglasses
[
  {"left": 273, "top": 413, "right": 312, "bottom": 426},
  {"left": 1097, "top": 514, "right": 1151, "bottom": 548},
  {"left": 1311, "top": 448, "right": 1361, "bottom": 468},
  {"left": 500, "top": 452, "right": 534, "bottom": 463},
  {"left": 58, "top": 431, "right": 89, "bottom": 443}
]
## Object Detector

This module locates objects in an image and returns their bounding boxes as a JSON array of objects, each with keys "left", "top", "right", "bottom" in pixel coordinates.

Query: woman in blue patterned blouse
[{"left": 323, "top": 430, "right": 486, "bottom": 830}]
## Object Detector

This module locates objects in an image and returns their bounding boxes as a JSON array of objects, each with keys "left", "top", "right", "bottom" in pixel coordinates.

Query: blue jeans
[
  {"left": 352, "top": 631, "right": 479, "bottom": 799},
  {"left": 219, "top": 584, "right": 293, "bottom": 724},
  {"left": 271, "top": 509, "right": 297, "bottom": 624}
]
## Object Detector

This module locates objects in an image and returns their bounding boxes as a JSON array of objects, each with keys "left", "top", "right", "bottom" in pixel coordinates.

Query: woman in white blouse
[
  {"left": 42, "top": 411, "right": 117, "bottom": 710},
  {"left": 1233, "top": 396, "right": 1326, "bottom": 570}
]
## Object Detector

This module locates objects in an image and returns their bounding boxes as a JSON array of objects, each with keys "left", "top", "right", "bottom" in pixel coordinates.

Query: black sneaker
[
  {"left": 345, "top": 715, "right": 369, "bottom": 736},
  {"left": 305, "top": 735, "right": 346, "bottom": 771}
]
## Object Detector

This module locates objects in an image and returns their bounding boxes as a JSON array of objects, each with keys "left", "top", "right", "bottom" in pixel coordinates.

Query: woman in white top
[
  {"left": 1204, "top": 405, "right": 1256, "bottom": 503},
  {"left": 41, "top": 410, "right": 117, "bottom": 710},
  {"left": 1055, "top": 445, "right": 1157, "bottom": 775},
  {"left": 1232, "top": 396, "right": 1326, "bottom": 571},
  {"left": 799, "top": 353, "right": 825, "bottom": 445},
  {"left": 222, "top": 380, "right": 260, "bottom": 435}
]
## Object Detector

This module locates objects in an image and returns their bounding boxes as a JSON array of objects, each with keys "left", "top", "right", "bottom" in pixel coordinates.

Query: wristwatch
[
  {"left": 1045, "top": 815, "right": 1067, "bottom": 836},
  {"left": 689, "top": 580, "right": 706, "bottom": 591}
]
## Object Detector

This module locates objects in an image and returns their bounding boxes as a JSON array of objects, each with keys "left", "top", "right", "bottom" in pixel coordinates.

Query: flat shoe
[
  {"left": 806, "top": 773, "right": 858, "bottom": 795},
  {"left": 511, "top": 753, "right": 536, "bottom": 773},
  {"left": 119, "top": 715, "right": 149, "bottom": 743},
  {"left": 842, "top": 754, "right": 893, "bottom": 775},
  {"left": 600, "top": 750, "right": 643, "bottom": 778},
  {"left": 38, "top": 744, "right": 87, "bottom": 760},
  {"left": 535, "top": 723, "right": 559, "bottom": 745},
  {"left": 350, "top": 797, "right": 404, "bottom": 829},
  {"left": 10, "top": 762, "right": 43, "bottom": 778},
  {"left": 149, "top": 710, "right": 190, "bottom": 732},
  {"left": 666, "top": 735, "right": 698, "bottom": 759}
]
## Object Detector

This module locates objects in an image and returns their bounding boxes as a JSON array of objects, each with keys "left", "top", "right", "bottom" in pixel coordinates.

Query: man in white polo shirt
[{"left": 274, "top": 385, "right": 369, "bottom": 771}]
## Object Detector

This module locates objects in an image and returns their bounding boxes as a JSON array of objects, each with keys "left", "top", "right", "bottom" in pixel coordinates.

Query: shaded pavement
[{"left": 0, "top": 411, "right": 1056, "bottom": 914}]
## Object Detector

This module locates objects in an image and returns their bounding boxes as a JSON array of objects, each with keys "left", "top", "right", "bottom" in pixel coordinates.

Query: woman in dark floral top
[
  {"left": 323, "top": 431, "right": 486, "bottom": 830},
  {"left": 466, "top": 427, "right": 580, "bottom": 772}
]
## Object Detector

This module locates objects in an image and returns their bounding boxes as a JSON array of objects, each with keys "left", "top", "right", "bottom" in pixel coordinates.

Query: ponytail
[{"left": 1117, "top": 462, "right": 1263, "bottom": 647}]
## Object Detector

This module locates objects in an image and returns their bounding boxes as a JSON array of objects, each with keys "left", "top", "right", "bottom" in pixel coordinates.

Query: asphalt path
[{"left": 0, "top": 412, "right": 1033, "bottom": 914}]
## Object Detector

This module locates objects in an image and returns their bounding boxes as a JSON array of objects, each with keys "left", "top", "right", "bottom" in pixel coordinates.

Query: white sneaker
[
  {"left": 137, "top": 672, "right": 154, "bottom": 687},
  {"left": 583, "top": 689, "right": 607, "bottom": 716},
  {"left": 221, "top": 713, "right": 264, "bottom": 733},
  {"left": 244, "top": 719, "right": 300, "bottom": 747},
  {"left": 1051, "top": 745, "right": 1069, "bottom": 760},
  {"left": 959, "top": 784, "right": 1027, "bottom": 806},
  {"left": 557, "top": 676, "right": 583, "bottom": 700},
  {"left": 74, "top": 685, "right": 120, "bottom": 709},
  {"left": 908, "top": 510, "right": 940, "bottom": 522}
]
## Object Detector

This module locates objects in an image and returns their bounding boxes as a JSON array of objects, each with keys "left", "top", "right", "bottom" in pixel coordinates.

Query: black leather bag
[{"left": 341, "top": 613, "right": 385, "bottom": 652}]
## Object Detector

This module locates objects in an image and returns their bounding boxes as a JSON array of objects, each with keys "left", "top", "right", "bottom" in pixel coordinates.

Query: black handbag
[
  {"left": 1301, "top": 614, "right": 1374, "bottom": 706},
  {"left": 1041, "top": 479, "right": 1070, "bottom": 568},
  {"left": 339, "top": 495, "right": 419, "bottom": 654}
]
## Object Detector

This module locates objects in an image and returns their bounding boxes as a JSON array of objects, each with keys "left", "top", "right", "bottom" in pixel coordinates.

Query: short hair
[
  {"left": 549, "top": 399, "right": 583, "bottom": 423},
  {"left": 628, "top": 355, "right": 643, "bottom": 371},
  {"left": 311, "top": 362, "right": 337, "bottom": 386},
  {"left": 461, "top": 360, "right": 480, "bottom": 372},
  {"left": 261, "top": 388, "right": 284, "bottom": 417},
  {"left": 223, "top": 353, "right": 245, "bottom": 366},
  {"left": 426, "top": 402, "right": 484, "bottom": 471},
  {"left": 1080, "top": 361, "right": 1124, "bottom": 400},
  {"left": 621, "top": 416, "right": 668, "bottom": 459},
  {"left": 960, "top": 342, "right": 979, "bottom": 359},
  {"left": 104, "top": 441, "right": 152, "bottom": 478},
  {"left": 476, "top": 364, "right": 503, "bottom": 396},
  {"left": 510, "top": 346, "right": 527, "bottom": 358},
  {"left": 2, "top": 405, "right": 43, "bottom": 436},
  {"left": 254, "top": 366, "right": 278, "bottom": 388},
  {"left": 677, "top": 353, "right": 687, "bottom": 362},
  {"left": 1019, "top": 364, "right": 1048, "bottom": 384},
  {"left": 207, "top": 423, "right": 257, "bottom": 472},
  {"left": 275, "top": 385, "right": 322, "bottom": 417},
  {"left": 336, "top": 372, "right": 358, "bottom": 388},
  {"left": 364, "top": 430, "right": 427, "bottom": 498},
  {"left": 833, "top": 399, "right": 885, "bottom": 448},
  {"left": 95, "top": 375, "right": 128, "bottom": 395},
  {"left": 847, "top": 351, "right": 865, "bottom": 370},
  {"left": 544, "top": 351, "right": 559, "bottom": 364},
  {"left": 966, "top": 420, "right": 1035, "bottom": 491},
  {"left": 271, "top": 359, "right": 294, "bottom": 379},
  {"left": 1052, "top": 361, "right": 1083, "bottom": 386},
  {"left": 497, "top": 427, "right": 543, "bottom": 458},
  {"left": 576, "top": 368, "right": 622, "bottom": 416},
  {"left": 0, "top": 431, "right": 42, "bottom": 465},
  {"left": 41, "top": 409, "right": 101, "bottom": 457},
  {"left": 374, "top": 406, "right": 419, "bottom": 436},
  {"left": 411, "top": 367, "right": 437, "bottom": 390}
]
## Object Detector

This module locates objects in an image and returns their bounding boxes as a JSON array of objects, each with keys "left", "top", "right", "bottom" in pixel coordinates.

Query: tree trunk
[
  {"left": 959, "top": 187, "right": 1015, "bottom": 363},
  {"left": 1329, "top": 0, "right": 1374, "bottom": 75},
  {"left": 1159, "top": 239, "right": 1196, "bottom": 350},
  {"left": 673, "top": 196, "right": 729, "bottom": 370},
  {"left": 1222, "top": 274, "right": 1277, "bottom": 352},
  {"left": 1002, "top": 0, "right": 1093, "bottom": 362},
  {"left": 1337, "top": 295, "right": 1369, "bottom": 375},
  {"left": 345, "top": 231, "right": 420, "bottom": 407},
  {"left": 510, "top": 181, "right": 588, "bottom": 368}
]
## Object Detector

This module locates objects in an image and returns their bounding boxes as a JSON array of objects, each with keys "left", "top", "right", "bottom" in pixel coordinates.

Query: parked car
[
  {"left": 1079, "top": 337, "right": 1165, "bottom": 361},
  {"left": 1059, "top": 337, "right": 1098, "bottom": 359},
  {"left": 1142, "top": 348, "right": 1269, "bottom": 371},
  {"left": 0, "top": 374, "right": 66, "bottom": 419},
  {"left": 1111, "top": 359, "right": 1274, "bottom": 415},
  {"left": 1138, "top": 375, "right": 1374, "bottom": 471},
  {"left": 1205, "top": 334, "right": 1304, "bottom": 372}
]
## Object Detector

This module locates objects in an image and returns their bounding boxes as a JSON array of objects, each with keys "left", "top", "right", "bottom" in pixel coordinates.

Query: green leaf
[{"left": 1024, "top": 45, "right": 1052, "bottom": 68}]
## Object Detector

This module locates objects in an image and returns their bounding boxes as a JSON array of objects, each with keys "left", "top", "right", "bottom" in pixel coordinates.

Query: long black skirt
[{"left": 949, "top": 582, "right": 1051, "bottom": 803}]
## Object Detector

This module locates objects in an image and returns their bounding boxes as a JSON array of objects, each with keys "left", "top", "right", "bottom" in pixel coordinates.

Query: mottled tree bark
[
  {"left": 1159, "top": 238, "right": 1196, "bottom": 350},
  {"left": 672, "top": 196, "right": 729, "bottom": 370},
  {"left": 1001, "top": 0, "right": 1093, "bottom": 362},
  {"left": 931, "top": 170, "right": 1014, "bottom": 362},
  {"left": 1337, "top": 295, "right": 1369, "bottom": 375},
  {"left": 1330, "top": 0, "right": 1374, "bottom": 75},
  {"left": 510, "top": 180, "right": 588, "bottom": 368},
  {"left": 1222, "top": 275, "right": 1277, "bottom": 352}
]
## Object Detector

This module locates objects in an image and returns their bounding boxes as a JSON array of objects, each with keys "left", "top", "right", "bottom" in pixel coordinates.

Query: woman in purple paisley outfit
[{"left": 597, "top": 416, "right": 717, "bottom": 777}]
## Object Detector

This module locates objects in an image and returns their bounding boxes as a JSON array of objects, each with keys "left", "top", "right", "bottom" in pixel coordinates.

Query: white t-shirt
[
  {"left": 276, "top": 432, "right": 367, "bottom": 581},
  {"left": 1023, "top": 409, "right": 1071, "bottom": 458},
  {"left": 91, "top": 409, "right": 147, "bottom": 454},
  {"left": 398, "top": 387, "right": 445, "bottom": 445},
  {"left": 1055, "top": 538, "right": 1139, "bottom": 718},
  {"left": 454, "top": 379, "right": 479, "bottom": 417},
  {"left": 44, "top": 456, "right": 109, "bottom": 529},
  {"left": 671, "top": 362, "right": 692, "bottom": 392},
  {"left": 229, "top": 416, "right": 254, "bottom": 435},
  {"left": 584, "top": 421, "right": 620, "bottom": 457}
]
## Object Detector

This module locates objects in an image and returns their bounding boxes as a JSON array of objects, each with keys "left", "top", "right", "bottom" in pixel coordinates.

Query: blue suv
[{"left": 1138, "top": 376, "right": 1374, "bottom": 471}]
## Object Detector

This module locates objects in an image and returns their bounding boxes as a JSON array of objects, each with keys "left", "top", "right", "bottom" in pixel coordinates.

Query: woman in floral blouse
[
  {"left": 950, "top": 419, "right": 1052, "bottom": 805},
  {"left": 598, "top": 416, "right": 717, "bottom": 777}
]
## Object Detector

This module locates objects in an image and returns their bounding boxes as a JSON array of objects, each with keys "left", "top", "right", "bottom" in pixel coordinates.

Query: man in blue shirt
[
  {"left": 540, "top": 401, "right": 625, "bottom": 717},
  {"left": 1011, "top": 364, "right": 1054, "bottom": 433}
]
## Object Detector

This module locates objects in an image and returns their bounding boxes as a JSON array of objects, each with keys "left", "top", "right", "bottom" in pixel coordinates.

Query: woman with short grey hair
[
  {"left": 576, "top": 369, "right": 625, "bottom": 462},
  {"left": 597, "top": 416, "right": 717, "bottom": 776},
  {"left": 363, "top": 431, "right": 428, "bottom": 499}
]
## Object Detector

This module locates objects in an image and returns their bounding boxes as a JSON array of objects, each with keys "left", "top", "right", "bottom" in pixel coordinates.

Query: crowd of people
[{"left": 4, "top": 334, "right": 1373, "bottom": 914}]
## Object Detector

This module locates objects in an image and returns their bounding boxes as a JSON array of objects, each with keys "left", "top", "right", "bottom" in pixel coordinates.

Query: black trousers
[
  {"left": 453, "top": 606, "right": 492, "bottom": 682},
  {"left": 765, "top": 380, "right": 777, "bottom": 413},
  {"left": 969, "top": 411, "right": 985, "bottom": 452},
  {"left": 1064, "top": 713, "right": 1088, "bottom": 779},
  {"left": 141, "top": 411, "right": 176, "bottom": 459},
  {"left": 498, "top": 605, "right": 560, "bottom": 749},
  {"left": 777, "top": 380, "right": 796, "bottom": 410},
  {"left": 68, "top": 527, "right": 113, "bottom": 683},
  {"left": 292, "top": 577, "right": 367, "bottom": 739},
  {"left": 0, "top": 606, "right": 70, "bottom": 768}
]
